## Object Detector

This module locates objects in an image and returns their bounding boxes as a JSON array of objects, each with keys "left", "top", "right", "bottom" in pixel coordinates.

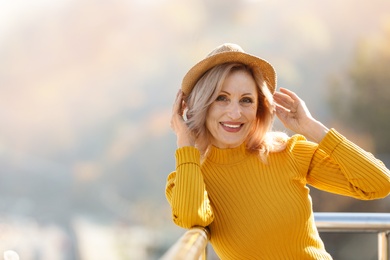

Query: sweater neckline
[{"left": 207, "top": 142, "right": 249, "bottom": 165}]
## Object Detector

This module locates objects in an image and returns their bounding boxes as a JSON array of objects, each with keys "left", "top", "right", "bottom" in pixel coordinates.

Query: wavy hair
[{"left": 184, "top": 63, "right": 287, "bottom": 160}]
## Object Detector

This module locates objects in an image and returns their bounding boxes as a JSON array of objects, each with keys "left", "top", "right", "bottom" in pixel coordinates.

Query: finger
[
  {"left": 274, "top": 103, "right": 289, "bottom": 114},
  {"left": 274, "top": 104, "right": 290, "bottom": 122},
  {"left": 278, "top": 88, "right": 303, "bottom": 113},
  {"left": 273, "top": 91, "right": 294, "bottom": 109},
  {"left": 279, "top": 88, "right": 300, "bottom": 102},
  {"left": 174, "top": 89, "right": 183, "bottom": 104},
  {"left": 172, "top": 90, "right": 183, "bottom": 113}
]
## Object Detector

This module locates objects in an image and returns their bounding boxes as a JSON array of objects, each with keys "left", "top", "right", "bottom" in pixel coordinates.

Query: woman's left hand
[{"left": 273, "top": 88, "right": 328, "bottom": 143}]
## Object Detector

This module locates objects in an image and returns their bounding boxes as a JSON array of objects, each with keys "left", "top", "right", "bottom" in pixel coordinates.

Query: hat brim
[{"left": 181, "top": 51, "right": 276, "bottom": 96}]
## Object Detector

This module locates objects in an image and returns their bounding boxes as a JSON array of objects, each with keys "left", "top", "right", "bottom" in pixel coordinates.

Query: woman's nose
[{"left": 227, "top": 102, "right": 242, "bottom": 119}]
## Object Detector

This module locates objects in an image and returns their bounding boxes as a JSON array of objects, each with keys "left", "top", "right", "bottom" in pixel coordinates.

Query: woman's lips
[{"left": 220, "top": 122, "right": 243, "bottom": 132}]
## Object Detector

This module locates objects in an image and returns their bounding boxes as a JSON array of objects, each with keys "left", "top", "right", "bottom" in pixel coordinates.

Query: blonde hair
[{"left": 185, "top": 63, "right": 287, "bottom": 160}]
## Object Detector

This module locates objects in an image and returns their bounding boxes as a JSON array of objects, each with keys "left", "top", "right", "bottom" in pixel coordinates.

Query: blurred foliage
[{"left": 328, "top": 21, "right": 390, "bottom": 154}]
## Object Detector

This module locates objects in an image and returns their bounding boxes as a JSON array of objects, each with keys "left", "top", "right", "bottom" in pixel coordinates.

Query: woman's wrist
[
  {"left": 177, "top": 135, "right": 195, "bottom": 148},
  {"left": 304, "top": 119, "right": 329, "bottom": 143}
]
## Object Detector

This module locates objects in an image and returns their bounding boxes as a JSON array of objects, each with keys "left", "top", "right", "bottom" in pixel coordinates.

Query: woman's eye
[
  {"left": 241, "top": 97, "right": 254, "bottom": 104},
  {"left": 216, "top": 95, "right": 228, "bottom": 102}
]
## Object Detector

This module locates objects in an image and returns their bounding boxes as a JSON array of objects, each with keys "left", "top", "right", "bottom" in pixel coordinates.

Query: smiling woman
[{"left": 165, "top": 43, "right": 390, "bottom": 259}]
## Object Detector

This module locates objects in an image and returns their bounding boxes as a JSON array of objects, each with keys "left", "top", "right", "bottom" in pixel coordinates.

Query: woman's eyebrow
[{"left": 219, "top": 91, "right": 255, "bottom": 96}]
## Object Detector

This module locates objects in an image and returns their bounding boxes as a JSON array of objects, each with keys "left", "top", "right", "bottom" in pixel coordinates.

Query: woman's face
[{"left": 206, "top": 70, "right": 258, "bottom": 149}]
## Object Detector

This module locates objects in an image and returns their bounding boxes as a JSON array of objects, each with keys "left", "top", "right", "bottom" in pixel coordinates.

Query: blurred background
[{"left": 0, "top": 0, "right": 390, "bottom": 259}]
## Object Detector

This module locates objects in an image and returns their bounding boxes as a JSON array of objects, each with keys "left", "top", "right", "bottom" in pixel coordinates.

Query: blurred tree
[{"left": 328, "top": 21, "right": 390, "bottom": 154}]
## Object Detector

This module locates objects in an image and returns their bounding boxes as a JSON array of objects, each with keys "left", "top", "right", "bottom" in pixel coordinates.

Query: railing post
[{"left": 378, "top": 231, "right": 389, "bottom": 260}]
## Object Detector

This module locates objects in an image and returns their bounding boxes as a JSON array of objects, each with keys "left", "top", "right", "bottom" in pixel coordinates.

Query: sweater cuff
[
  {"left": 318, "top": 128, "right": 346, "bottom": 155},
  {"left": 175, "top": 146, "right": 201, "bottom": 168}
]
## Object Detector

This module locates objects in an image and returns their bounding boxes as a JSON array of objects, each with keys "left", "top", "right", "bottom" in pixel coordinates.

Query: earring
[{"left": 182, "top": 108, "right": 189, "bottom": 122}]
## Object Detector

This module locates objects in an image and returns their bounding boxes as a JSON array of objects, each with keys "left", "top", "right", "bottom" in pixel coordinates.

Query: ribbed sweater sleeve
[
  {"left": 306, "top": 129, "right": 390, "bottom": 199},
  {"left": 165, "top": 146, "right": 214, "bottom": 229}
]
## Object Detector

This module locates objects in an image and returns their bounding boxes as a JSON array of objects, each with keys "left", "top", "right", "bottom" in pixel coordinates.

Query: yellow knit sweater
[{"left": 165, "top": 129, "right": 390, "bottom": 259}]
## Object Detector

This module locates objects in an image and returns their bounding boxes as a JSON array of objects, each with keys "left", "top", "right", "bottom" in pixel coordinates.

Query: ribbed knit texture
[{"left": 165, "top": 129, "right": 390, "bottom": 259}]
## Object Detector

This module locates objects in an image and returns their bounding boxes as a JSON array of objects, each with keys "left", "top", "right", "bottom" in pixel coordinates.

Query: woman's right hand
[{"left": 171, "top": 90, "right": 196, "bottom": 148}]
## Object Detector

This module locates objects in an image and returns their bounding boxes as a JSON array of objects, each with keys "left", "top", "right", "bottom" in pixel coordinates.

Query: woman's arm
[
  {"left": 165, "top": 147, "right": 214, "bottom": 229},
  {"left": 166, "top": 90, "right": 214, "bottom": 229},
  {"left": 274, "top": 88, "right": 390, "bottom": 199},
  {"left": 307, "top": 129, "right": 390, "bottom": 199}
]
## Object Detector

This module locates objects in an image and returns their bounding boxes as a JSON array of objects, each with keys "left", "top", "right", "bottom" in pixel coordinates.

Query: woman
[{"left": 165, "top": 43, "right": 390, "bottom": 259}]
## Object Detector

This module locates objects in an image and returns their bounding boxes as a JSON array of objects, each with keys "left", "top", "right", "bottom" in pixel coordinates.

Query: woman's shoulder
[
  {"left": 287, "top": 133, "right": 307, "bottom": 143},
  {"left": 285, "top": 134, "right": 319, "bottom": 154},
  {"left": 266, "top": 131, "right": 317, "bottom": 153}
]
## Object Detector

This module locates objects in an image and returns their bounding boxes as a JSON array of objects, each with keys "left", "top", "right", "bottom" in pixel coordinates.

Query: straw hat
[{"left": 181, "top": 43, "right": 276, "bottom": 95}]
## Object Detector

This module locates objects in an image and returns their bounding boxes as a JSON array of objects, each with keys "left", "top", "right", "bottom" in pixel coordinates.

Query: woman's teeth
[{"left": 221, "top": 123, "right": 241, "bottom": 128}]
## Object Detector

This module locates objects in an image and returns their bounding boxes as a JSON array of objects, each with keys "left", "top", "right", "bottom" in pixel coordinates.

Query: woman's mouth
[{"left": 220, "top": 122, "right": 243, "bottom": 132}]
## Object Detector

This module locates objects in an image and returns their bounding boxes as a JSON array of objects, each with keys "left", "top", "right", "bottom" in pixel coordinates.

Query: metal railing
[
  {"left": 315, "top": 212, "right": 390, "bottom": 260},
  {"left": 161, "top": 212, "right": 390, "bottom": 260},
  {"left": 160, "top": 226, "right": 209, "bottom": 260}
]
